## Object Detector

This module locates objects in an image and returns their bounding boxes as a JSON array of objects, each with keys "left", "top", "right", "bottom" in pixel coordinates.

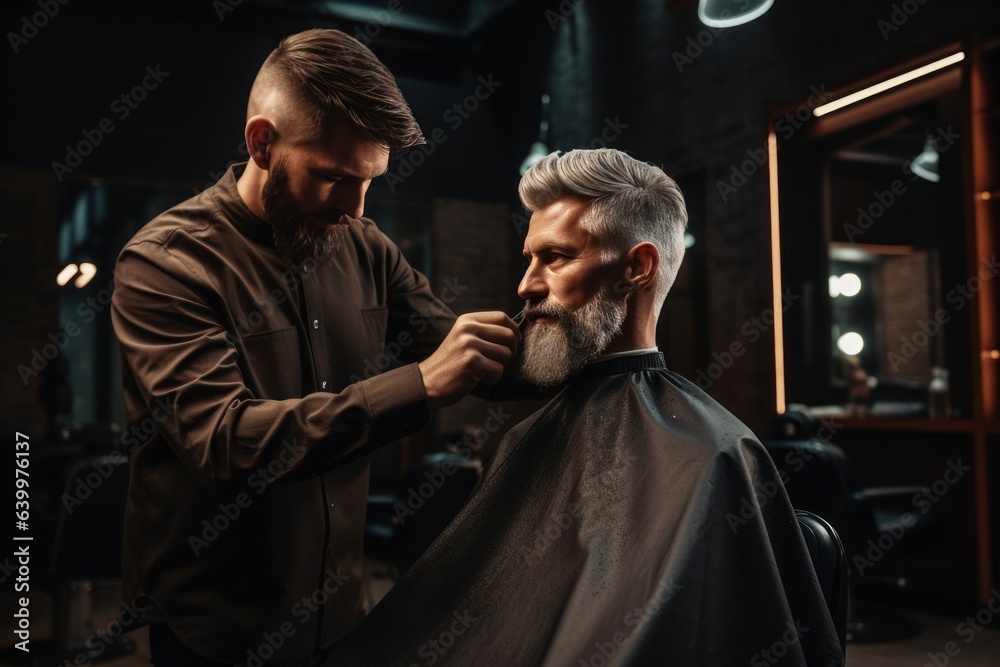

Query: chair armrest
[{"left": 852, "top": 486, "right": 926, "bottom": 503}]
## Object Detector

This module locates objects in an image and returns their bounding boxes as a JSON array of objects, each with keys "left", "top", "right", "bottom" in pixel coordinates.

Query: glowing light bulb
[
  {"left": 57, "top": 263, "right": 79, "bottom": 286},
  {"left": 839, "top": 273, "right": 861, "bottom": 297},
  {"left": 829, "top": 275, "right": 841, "bottom": 298},
  {"left": 75, "top": 262, "right": 97, "bottom": 288},
  {"left": 837, "top": 332, "right": 864, "bottom": 356}
]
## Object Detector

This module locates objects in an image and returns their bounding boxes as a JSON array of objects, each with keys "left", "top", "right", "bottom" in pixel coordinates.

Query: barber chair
[
  {"left": 365, "top": 451, "right": 482, "bottom": 578},
  {"left": 0, "top": 455, "right": 135, "bottom": 665},
  {"left": 764, "top": 412, "right": 933, "bottom": 642},
  {"left": 795, "top": 510, "right": 848, "bottom": 655}
]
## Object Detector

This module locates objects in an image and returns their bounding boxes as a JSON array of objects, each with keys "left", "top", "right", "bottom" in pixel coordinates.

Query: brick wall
[{"left": 879, "top": 252, "right": 934, "bottom": 384}]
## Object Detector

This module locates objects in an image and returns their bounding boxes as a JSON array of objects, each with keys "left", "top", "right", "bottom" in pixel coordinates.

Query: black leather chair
[
  {"left": 796, "top": 510, "right": 848, "bottom": 654},
  {"left": 765, "top": 411, "right": 932, "bottom": 642}
]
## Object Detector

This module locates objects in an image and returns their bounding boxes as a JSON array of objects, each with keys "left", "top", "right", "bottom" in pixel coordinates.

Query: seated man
[{"left": 327, "top": 149, "right": 844, "bottom": 666}]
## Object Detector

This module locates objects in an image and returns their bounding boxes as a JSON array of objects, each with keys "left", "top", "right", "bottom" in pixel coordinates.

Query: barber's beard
[
  {"left": 262, "top": 157, "right": 347, "bottom": 265},
  {"left": 516, "top": 287, "right": 626, "bottom": 387}
]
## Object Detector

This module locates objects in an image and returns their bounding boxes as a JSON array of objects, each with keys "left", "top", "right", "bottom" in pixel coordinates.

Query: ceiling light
[
  {"left": 813, "top": 52, "right": 965, "bottom": 117},
  {"left": 519, "top": 94, "right": 551, "bottom": 176},
  {"left": 909, "top": 136, "right": 940, "bottom": 183},
  {"left": 698, "top": 0, "right": 774, "bottom": 28},
  {"left": 519, "top": 142, "right": 550, "bottom": 176}
]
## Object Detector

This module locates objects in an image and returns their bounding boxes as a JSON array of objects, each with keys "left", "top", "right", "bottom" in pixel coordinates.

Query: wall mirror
[{"left": 772, "top": 50, "right": 970, "bottom": 420}]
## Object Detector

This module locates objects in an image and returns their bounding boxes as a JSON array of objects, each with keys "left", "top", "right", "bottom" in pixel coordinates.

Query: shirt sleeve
[{"left": 111, "top": 240, "right": 432, "bottom": 494}]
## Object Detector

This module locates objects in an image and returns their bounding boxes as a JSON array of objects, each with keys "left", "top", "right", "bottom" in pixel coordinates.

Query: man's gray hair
[{"left": 518, "top": 148, "right": 688, "bottom": 315}]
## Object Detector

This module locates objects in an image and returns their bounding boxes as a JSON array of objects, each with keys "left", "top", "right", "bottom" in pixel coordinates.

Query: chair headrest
[{"left": 772, "top": 410, "right": 819, "bottom": 439}]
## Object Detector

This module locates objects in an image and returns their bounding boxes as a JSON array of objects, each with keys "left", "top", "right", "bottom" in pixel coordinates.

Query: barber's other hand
[{"left": 418, "top": 312, "right": 520, "bottom": 409}]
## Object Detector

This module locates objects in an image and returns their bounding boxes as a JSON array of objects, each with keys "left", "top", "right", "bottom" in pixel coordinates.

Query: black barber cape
[{"left": 328, "top": 353, "right": 844, "bottom": 666}]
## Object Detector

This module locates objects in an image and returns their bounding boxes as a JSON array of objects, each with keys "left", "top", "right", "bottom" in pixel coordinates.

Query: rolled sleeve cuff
[{"left": 360, "top": 363, "right": 430, "bottom": 445}]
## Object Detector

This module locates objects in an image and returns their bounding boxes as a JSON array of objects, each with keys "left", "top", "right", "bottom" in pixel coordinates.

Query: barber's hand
[{"left": 418, "top": 312, "right": 521, "bottom": 409}]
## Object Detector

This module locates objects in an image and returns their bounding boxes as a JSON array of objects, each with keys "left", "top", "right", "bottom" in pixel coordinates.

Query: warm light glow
[
  {"left": 768, "top": 130, "right": 785, "bottom": 414},
  {"left": 838, "top": 273, "right": 862, "bottom": 297},
  {"left": 57, "top": 263, "right": 79, "bottom": 286},
  {"left": 984, "top": 350, "right": 1000, "bottom": 360},
  {"left": 837, "top": 332, "right": 865, "bottom": 356},
  {"left": 828, "top": 276, "right": 840, "bottom": 298},
  {"left": 813, "top": 52, "right": 965, "bottom": 117},
  {"left": 75, "top": 262, "right": 97, "bottom": 288}
]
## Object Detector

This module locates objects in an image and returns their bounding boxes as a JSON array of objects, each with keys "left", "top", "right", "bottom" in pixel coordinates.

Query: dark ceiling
[{"left": 230, "top": 0, "right": 520, "bottom": 38}]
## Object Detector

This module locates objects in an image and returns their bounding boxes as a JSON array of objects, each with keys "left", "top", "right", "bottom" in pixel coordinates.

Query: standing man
[{"left": 110, "top": 29, "right": 518, "bottom": 666}]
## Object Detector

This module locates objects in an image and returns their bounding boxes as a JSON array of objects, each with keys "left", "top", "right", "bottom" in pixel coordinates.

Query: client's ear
[{"left": 625, "top": 242, "right": 659, "bottom": 292}]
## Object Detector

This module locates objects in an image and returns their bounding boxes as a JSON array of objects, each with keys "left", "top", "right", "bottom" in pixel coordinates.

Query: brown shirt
[{"left": 110, "top": 163, "right": 455, "bottom": 663}]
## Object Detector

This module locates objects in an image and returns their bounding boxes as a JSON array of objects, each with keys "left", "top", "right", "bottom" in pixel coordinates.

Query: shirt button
[
  {"left": 321, "top": 381, "right": 328, "bottom": 389},
  {"left": 312, "top": 319, "right": 320, "bottom": 329}
]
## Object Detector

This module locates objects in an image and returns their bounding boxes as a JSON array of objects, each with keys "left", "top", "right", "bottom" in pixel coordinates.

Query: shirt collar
[{"left": 209, "top": 161, "right": 273, "bottom": 244}]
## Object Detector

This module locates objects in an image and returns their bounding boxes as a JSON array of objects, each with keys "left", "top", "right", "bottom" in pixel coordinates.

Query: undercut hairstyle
[
  {"left": 251, "top": 28, "right": 424, "bottom": 156},
  {"left": 518, "top": 148, "right": 688, "bottom": 315}
]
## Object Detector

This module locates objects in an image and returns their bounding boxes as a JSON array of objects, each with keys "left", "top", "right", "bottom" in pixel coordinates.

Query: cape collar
[{"left": 577, "top": 351, "right": 666, "bottom": 378}]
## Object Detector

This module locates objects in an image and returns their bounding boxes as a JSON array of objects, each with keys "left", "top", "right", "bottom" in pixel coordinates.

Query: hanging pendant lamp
[{"left": 698, "top": 0, "right": 774, "bottom": 28}]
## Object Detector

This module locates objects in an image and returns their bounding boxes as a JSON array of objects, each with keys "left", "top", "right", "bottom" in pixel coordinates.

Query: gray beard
[{"left": 516, "top": 289, "right": 626, "bottom": 387}]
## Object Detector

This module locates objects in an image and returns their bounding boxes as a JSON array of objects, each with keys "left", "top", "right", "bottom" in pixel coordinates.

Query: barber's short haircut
[
  {"left": 518, "top": 148, "right": 688, "bottom": 313},
  {"left": 254, "top": 28, "right": 424, "bottom": 156}
]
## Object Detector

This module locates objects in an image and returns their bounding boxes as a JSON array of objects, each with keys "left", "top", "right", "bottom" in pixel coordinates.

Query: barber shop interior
[{"left": 3, "top": 0, "right": 1000, "bottom": 665}]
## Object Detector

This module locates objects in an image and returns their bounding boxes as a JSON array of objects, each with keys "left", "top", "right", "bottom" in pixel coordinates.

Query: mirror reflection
[
  {"left": 821, "top": 103, "right": 965, "bottom": 419},
  {"left": 774, "top": 64, "right": 970, "bottom": 420}
]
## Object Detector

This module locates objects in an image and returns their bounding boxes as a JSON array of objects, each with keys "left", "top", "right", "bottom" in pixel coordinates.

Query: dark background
[{"left": 2, "top": 0, "right": 1000, "bottom": 621}]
